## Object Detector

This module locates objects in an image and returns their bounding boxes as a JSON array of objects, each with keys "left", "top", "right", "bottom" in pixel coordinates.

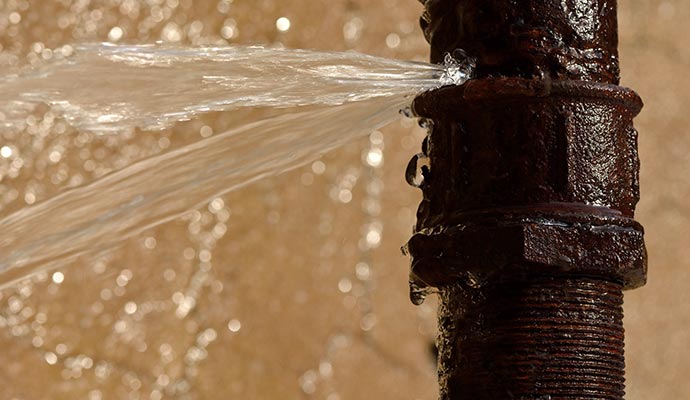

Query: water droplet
[
  {"left": 337, "top": 278, "right": 352, "bottom": 293},
  {"left": 108, "top": 26, "right": 123, "bottom": 42},
  {"left": 355, "top": 262, "right": 370, "bottom": 280},
  {"left": 144, "top": 236, "right": 157, "bottom": 249},
  {"left": 8, "top": 12, "right": 21, "bottom": 24},
  {"left": 343, "top": 17, "right": 364, "bottom": 42},
  {"left": 51, "top": 271, "right": 64, "bottom": 284},
  {"left": 385, "top": 33, "right": 401, "bottom": 49},
  {"left": 409, "top": 277, "right": 433, "bottom": 306},
  {"left": 319, "top": 361, "right": 333, "bottom": 377},
  {"left": 124, "top": 301, "right": 137, "bottom": 314},
  {"left": 276, "top": 17, "right": 291, "bottom": 32},
  {"left": 299, "top": 370, "right": 318, "bottom": 394},
  {"left": 217, "top": 0, "right": 233, "bottom": 13},
  {"left": 364, "top": 148, "right": 383, "bottom": 167},
  {"left": 200, "top": 125, "right": 214, "bottom": 137},
  {"left": 369, "top": 131, "right": 384, "bottom": 145},
  {"left": 55, "top": 343, "right": 67, "bottom": 355},
  {"left": 311, "top": 161, "right": 326, "bottom": 175},
  {"left": 360, "top": 313, "right": 377, "bottom": 331},
  {"left": 419, "top": 118, "right": 433, "bottom": 130},
  {"left": 1, "top": 146, "right": 13, "bottom": 158},
  {"left": 405, "top": 153, "right": 430, "bottom": 188},
  {"left": 337, "top": 189, "right": 352, "bottom": 203},
  {"left": 44, "top": 351, "right": 58, "bottom": 365},
  {"left": 162, "top": 22, "right": 182, "bottom": 42},
  {"left": 365, "top": 227, "right": 381, "bottom": 247},
  {"left": 399, "top": 106, "right": 414, "bottom": 118},
  {"left": 227, "top": 319, "right": 241, "bottom": 332}
]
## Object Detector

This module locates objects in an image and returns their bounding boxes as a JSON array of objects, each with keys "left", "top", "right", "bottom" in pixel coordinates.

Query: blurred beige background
[{"left": 0, "top": 0, "right": 688, "bottom": 399}]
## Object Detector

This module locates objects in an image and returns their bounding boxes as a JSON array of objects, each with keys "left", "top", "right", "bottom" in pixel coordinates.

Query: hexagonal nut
[{"left": 407, "top": 221, "right": 646, "bottom": 290}]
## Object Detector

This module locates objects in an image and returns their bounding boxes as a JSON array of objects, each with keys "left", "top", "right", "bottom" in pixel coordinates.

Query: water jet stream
[
  {"left": 0, "top": 44, "right": 449, "bottom": 133},
  {"left": 0, "top": 44, "right": 471, "bottom": 286},
  {"left": 0, "top": 97, "right": 410, "bottom": 286}
]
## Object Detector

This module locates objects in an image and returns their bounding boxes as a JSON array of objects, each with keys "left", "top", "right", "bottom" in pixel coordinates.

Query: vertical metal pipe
[{"left": 406, "top": 1, "right": 647, "bottom": 398}]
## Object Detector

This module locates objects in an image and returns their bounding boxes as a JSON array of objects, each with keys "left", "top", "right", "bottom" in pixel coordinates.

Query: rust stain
[{"left": 408, "top": 0, "right": 647, "bottom": 398}]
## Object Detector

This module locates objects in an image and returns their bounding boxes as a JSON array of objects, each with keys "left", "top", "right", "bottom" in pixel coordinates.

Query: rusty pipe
[{"left": 406, "top": 1, "right": 647, "bottom": 399}]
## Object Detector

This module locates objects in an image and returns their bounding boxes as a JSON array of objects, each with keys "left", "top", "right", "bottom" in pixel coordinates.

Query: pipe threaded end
[{"left": 438, "top": 275, "right": 625, "bottom": 400}]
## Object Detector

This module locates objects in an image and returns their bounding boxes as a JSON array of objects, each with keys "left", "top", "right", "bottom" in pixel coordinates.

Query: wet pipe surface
[{"left": 409, "top": 0, "right": 646, "bottom": 399}]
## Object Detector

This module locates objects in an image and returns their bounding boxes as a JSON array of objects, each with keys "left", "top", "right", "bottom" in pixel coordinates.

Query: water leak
[
  {"left": 0, "top": 2, "right": 474, "bottom": 398},
  {"left": 0, "top": 44, "right": 472, "bottom": 286},
  {"left": 0, "top": 97, "right": 405, "bottom": 285},
  {"left": 439, "top": 50, "right": 476, "bottom": 86},
  {"left": 0, "top": 44, "right": 449, "bottom": 134},
  {"left": 0, "top": 22, "right": 475, "bottom": 400}
]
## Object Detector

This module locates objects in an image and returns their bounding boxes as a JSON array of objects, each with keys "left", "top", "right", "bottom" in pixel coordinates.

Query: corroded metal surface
[
  {"left": 409, "top": 0, "right": 647, "bottom": 398},
  {"left": 419, "top": 0, "right": 620, "bottom": 83},
  {"left": 437, "top": 277, "right": 626, "bottom": 399},
  {"left": 410, "top": 79, "right": 647, "bottom": 290}
]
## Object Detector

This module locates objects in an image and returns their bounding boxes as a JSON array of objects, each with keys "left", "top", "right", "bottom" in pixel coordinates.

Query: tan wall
[{"left": 0, "top": 0, "right": 687, "bottom": 398}]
